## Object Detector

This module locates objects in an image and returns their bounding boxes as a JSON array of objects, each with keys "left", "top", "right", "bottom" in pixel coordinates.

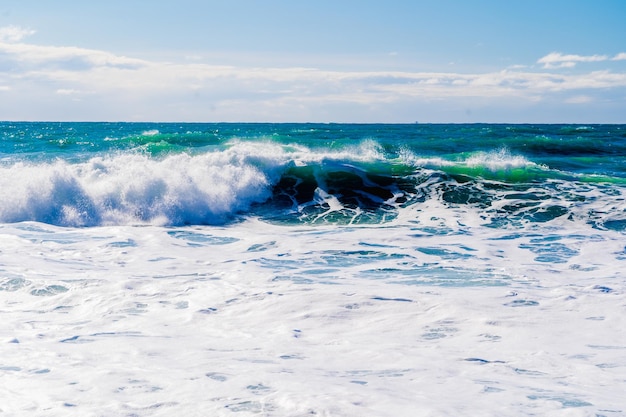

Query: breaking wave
[{"left": 0, "top": 139, "right": 623, "bottom": 230}]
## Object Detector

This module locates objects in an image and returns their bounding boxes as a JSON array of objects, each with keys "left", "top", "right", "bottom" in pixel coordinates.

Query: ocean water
[{"left": 1, "top": 122, "right": 625, "bottom": 416}]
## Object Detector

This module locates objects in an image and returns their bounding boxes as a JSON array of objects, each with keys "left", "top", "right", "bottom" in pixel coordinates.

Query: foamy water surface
[{"left": 1, "top": 123, "right": 625, "bottom": 416}]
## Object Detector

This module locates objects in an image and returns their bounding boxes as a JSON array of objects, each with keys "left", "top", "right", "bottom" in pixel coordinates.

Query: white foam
[
  {"left": 1, "top": 219, "right": 624, "bottom": 416},
  {"left": 464, "top": 148, "right": 535, "bottom": 170},
  {"left": 0, "top": 147, "right": 278, "bottom": 226},
  {"left": 401, "top": 147, "right": 537, "bottom": 171},
  {"left": 141, "top": 129, "right": 160, "bottom": 136}
]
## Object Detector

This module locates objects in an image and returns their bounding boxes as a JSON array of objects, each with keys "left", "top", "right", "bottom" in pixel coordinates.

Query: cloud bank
[
  {"left": 0, "top": 25, "right": 36, "bottom": 42},
  {"left": 538, "top": 52, "right": 626, "bottom": 68},
  {"left": 1, "top": 26, "right": 625, "bottom": 122}
]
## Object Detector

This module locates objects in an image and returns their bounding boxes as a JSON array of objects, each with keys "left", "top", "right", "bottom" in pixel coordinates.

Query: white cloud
[
  {"left": 538, "top": 52, "right": 608, "bottom": 68},
  {"left": 565, "top": 95, "right": 594, "bottom": 104},
  {"left": 0, "top": 25, "right": 36, "bottom": 42},
  {"left": 1, "top": 35, "right": 625, "bottom": 121},
  {"left": 0, "top": 41, "right": 146, "bottom": 69},
  {"left": 56, "top": 89, "right": 82, "bottom": 95},
  {"left": 613, "top": 52, "right": 626, "bottom": 61}
]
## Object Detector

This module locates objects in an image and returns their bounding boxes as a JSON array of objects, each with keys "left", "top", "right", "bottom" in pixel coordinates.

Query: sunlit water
[{"left": 1, "top": 123, "right": 625, "bottom": 416}]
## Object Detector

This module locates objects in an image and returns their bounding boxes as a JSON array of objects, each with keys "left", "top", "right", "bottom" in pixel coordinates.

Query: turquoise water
[{"left": 1, "top": 122, "right": 624, "bottom": 229}]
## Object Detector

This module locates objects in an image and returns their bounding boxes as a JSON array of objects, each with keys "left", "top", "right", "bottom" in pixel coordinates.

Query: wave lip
[
  {"left": 464, "top": 148, "right": 534, "bottom": 170},
  {"left": 401, "top": 147, "right": 546, "bottom": 183}
]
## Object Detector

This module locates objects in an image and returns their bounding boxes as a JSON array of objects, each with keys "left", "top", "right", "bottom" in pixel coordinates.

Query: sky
[{"left": 1, "top": 0, "right": 625, "bottom": 123}]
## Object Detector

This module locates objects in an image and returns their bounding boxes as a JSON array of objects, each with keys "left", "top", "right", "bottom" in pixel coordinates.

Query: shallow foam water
[{"left": 1, "top": 218, "right": 625, "bottom": 416}]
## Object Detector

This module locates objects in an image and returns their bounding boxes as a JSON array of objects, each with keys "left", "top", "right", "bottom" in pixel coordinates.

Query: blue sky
[{"left": 1, "top": 0, "right": 625, "bottom": 122}]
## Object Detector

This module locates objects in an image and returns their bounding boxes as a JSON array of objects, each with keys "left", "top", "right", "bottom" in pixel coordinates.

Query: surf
[{"left": 0, "top": 123, "right": 624, "bottom": 230}]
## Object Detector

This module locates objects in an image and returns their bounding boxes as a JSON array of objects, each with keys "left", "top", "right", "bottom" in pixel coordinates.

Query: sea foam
[
  {"left": 0, "top": 146, "right": 277, "bottom": 226},
  {"left": 2, "top": 123, "right": 626, "bottom": 416}
]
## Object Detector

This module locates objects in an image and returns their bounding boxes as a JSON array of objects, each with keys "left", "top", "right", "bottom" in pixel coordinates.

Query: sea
[{"left": 1, "top": 122, "right": 625, "bottom": 416}]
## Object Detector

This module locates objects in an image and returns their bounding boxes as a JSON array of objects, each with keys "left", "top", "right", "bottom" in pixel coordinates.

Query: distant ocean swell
[{"left": 0, "top": 134, "right": 624, "bottom": 230}]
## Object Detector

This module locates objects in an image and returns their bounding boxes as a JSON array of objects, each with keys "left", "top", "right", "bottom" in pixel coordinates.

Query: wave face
[{"left": 1, "top": 122, "right": 625, "bottom": 229}]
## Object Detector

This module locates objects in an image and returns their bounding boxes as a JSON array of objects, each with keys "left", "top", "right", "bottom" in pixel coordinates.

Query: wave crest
[{"left": 0, "top": 148, "right": 274, "bottom": 226}]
